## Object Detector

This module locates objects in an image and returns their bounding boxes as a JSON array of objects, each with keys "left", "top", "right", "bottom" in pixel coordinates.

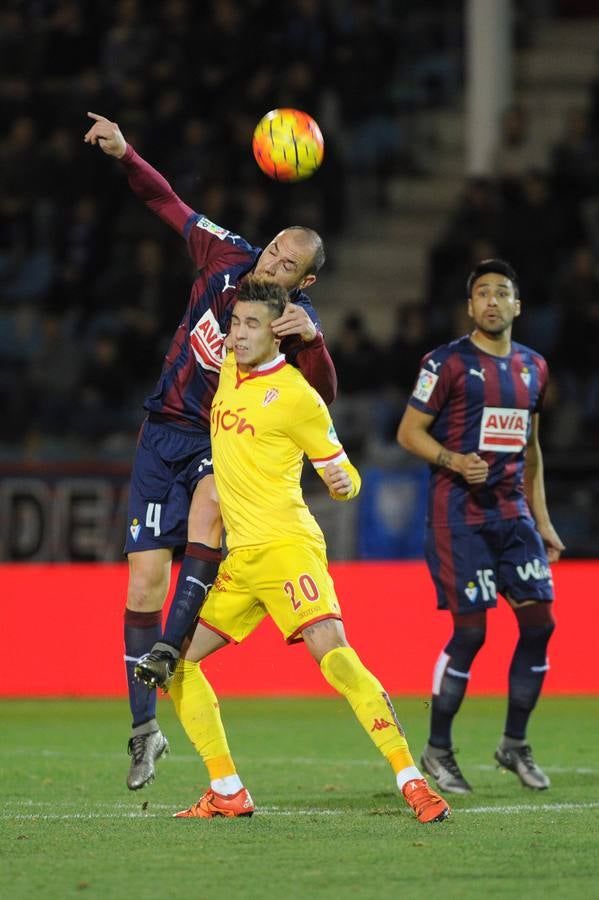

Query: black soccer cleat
[{"left": 134, "top": 644, "right": 178, "bottom": 691}]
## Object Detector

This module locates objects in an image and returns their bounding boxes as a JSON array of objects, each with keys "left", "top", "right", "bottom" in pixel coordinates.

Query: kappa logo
[
  {"left": 469, "top": 367, "right": 485, "bottom": 381},
  {"left": 516, "top": 559, "right": 552, "bottom": 582},
  {"left": 190, "top": 309, "right": 226, "bottom": 373},
  {"left": 262, "top": 387, "right": 279, "bottom": 407},
  {"left": 370, "top": 718, "right": 393, "bottom": 732}
]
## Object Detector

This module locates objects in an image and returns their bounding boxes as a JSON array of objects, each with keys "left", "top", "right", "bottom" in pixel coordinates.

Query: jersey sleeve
[
  {"left": 120, "top": 144, "right": 195, "bottom": 235},
  {"left": 119, "top": 145, "right": 260, "bottom": 274},
  {"left": 287, "top": 386, "right": 360, "bottom": 500},
  {"left": 184, "top": 214, "right": 260, "bottom": 272},
  {"left": 534, "top": 353, "right": 549, "bottom": 412},
  {"left": 281, "top": 333, "right": 337, "bottom": 405},
  {"left": 407, "top": 349, "right": 453, "bottom": 416}
]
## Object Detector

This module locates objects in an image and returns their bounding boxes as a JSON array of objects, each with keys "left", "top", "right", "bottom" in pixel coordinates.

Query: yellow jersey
[{"left": 211, "top": 351, "right": 360, "bottom": 550}]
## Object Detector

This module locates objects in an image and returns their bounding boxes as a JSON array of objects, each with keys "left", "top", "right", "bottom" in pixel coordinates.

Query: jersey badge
[
  {"left": 413, "top": 368, "right": 438, "bottom": 403},
  {"left": 327, "top": 423, "right": 341, "bottom": 445},
  {"left": 190, "top": 309, "right": 226, "bottom": 373},
  {"left": 129, "top": 518, "right": 141, "bottom": 542},
  {"left": 262, "top": 387, "right": 279, "bottom": 407},
  {"left": 465, "top": 582, "right": 478, "bottom": 603},
  {"left": 479, "top": 406, "right": 529, "bottom": 452},
  {"left": 196, "top": 216, "right": 229, "bottom": 240},
  {"left": 520, "top": 367, "right": 531, "bottom": 387}
]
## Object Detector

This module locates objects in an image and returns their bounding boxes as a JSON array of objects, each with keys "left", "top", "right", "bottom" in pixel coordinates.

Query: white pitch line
[{"left": 3, "top": 801, "right": 599, "bottom": 821}]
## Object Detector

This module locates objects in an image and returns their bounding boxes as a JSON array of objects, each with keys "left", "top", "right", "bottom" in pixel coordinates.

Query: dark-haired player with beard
[{"left": 397, "top": 259, "right": 564, "bottom": 795}]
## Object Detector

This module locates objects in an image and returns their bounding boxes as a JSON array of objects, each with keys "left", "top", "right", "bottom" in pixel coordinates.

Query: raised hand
[
  {"left": 271, "top": 302, "right": 317, "bottom": 342},
  {"left": 84, "top": 111, "right": 127, "bottom": 159}
]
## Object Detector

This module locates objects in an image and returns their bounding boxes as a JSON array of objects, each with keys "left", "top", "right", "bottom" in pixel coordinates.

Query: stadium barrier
[{"left": 3, "top": 560, "right": 597, "bottom": 697}]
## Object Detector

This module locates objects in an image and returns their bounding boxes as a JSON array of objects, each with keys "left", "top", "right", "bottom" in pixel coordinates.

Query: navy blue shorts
[
  {"left": 124, "top": 419, "right": 213, "bottom": 554},
  {"left": 425, "top": 516, "right": 554, "bottom": 614}
]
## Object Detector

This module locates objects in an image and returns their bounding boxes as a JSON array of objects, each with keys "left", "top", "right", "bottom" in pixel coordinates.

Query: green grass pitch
[{"left": 1, "top": 696, "right": 598, "bottom": 900}]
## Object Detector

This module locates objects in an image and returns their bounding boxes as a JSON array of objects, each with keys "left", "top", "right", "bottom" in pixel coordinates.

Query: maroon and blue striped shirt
[
  {"left": 408, "top": 335, "right": 548, "bottom": 527},
  {"left": 119, "top": 145, "right": 336, "bottom": 432}
]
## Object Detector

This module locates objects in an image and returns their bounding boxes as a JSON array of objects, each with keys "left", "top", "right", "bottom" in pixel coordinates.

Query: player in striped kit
[
  {"left": 84, "top": 113, "right": 337, "bottom": 791},
  {"left": 397, "top": 259, "right": 564, "bottom": 794}
]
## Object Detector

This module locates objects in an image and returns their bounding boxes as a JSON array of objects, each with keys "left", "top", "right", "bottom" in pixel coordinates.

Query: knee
[
  {"left": 518, "top": 620, "right": 555, "bottom": 648},
  {"left": 516, "top": 605, "right": 556, "bottom": 646},
  {"left": 127, "top": 564, "right": 168, "bottom": 612},
  {"left": 445, "top": 627, "right": 486, "bottom": 664}
]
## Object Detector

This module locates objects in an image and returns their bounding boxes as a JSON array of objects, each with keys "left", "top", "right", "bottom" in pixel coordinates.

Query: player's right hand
[
  {"left": 84, "top": 112, "right": 127, "bottom": 159},
  {"left": 457, "top": 452, "right": 489, "bottom": 484}
]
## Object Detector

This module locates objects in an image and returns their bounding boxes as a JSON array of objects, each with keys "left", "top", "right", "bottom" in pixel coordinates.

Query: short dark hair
[
  {"left": 284, "top": 225, "right": 326, "bottom": 274},
  {"left": 467, "top": 258, "right": 520, "bottom": 298},
  {"left": 236, "top": 276, "right": 288, "bottom": 318}
]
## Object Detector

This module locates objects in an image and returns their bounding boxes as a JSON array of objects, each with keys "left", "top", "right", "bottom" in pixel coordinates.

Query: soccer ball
[{"left": 252, "top": 108, "right": 324, "bottom": 182}]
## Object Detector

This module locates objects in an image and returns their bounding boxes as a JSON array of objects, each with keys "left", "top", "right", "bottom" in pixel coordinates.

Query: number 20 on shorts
[{"left": 284, "top": 575, "right": 321, "bottom": 610}]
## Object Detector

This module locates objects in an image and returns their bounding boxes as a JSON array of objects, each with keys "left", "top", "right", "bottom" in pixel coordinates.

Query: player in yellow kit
[{"left": 138, "top": 277, "right": 450, "bottom": 824}]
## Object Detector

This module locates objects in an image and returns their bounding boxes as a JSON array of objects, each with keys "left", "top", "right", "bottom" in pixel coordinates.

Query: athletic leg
[
  {"left": 124, "top": 547, "right": 172, "bottom": 789},
  {"left": 136, "top": 476, "right": 223, "bottom": 688},
  {"left": 169, "top": 623, "right": 254, "bottom": 818},
  {"left": 495, "top": 601, "right": 555, "bottom": 789},
  {"left": 303, "top": 619, "right": 450, "bottom": 823},
  {"left": 420, "top": 610, "right": 486, "bottom": 794}
]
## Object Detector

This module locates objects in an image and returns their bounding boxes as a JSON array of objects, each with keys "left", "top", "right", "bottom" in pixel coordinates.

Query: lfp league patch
[
  {"left": 412, "top": 368, "right": 439, "bottom": 403},
  {"left": 196, "top": 216, "right": 229, "bottom": 240}
]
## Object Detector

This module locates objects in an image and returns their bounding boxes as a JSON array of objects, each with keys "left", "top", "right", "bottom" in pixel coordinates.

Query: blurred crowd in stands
[{"left": 1, "top": 0, "right": 598, "bottom": 463}]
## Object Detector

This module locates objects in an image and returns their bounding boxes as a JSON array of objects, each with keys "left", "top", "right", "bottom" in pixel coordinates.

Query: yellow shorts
[{"left": 199, "top": 540, "right": 342, "bottom": 644}]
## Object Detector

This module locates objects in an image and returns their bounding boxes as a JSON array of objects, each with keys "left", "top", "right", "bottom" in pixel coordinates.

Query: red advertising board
[{"left": 2, "top": 561, "right": 597, "bottom": 696}]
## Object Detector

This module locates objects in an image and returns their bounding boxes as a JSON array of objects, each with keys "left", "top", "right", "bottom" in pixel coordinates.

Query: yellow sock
[
  {"left": 320, "top": 647, "right": 415, "bottom": 772},
  {"left": 169, "top": 659, "right": 236, "bottom": 777}
]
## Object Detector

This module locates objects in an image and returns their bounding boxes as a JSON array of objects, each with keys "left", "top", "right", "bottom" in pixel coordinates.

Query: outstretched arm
[{"left": 84, "top": 111, "right": 193, "bottom": 235}]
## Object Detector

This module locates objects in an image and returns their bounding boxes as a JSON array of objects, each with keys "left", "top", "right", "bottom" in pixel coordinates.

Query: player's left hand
[
  {"left": 322, "top": 462, "right": 352, "bottom": 496},
  {"left": 538, "top": 523, "right": 565, "bottom": 562},
  {"left": 271, "top": 303, "right": 317, "bottom": 342}
]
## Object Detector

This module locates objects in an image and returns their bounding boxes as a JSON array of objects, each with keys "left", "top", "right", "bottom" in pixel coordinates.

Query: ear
[
  {"left": 298, "top": 273, "right": 316, "bottom": 291},
  {"left": 514, "top": 297, "right": 522, "bottom": 318},
  {"left": 467, "top": 297, "right": 474, "bottom": 319}
]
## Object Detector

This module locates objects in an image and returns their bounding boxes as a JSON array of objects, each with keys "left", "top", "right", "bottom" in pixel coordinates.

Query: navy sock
[
  {"left": 429, "top": 627, "right": 486, "bottom": 749},
  {"left": 124, "top": 608, "right": 162, "bottom": 729},
  {"left": 162, "top": 542, "right": 222, "bottom": 651},
  {"left": 505, "top": 622, "right": 555, "bottom": 739}
]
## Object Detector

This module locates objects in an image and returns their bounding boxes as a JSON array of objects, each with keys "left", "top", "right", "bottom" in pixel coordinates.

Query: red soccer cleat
[
  {"left": 174, "top": 787, "right": 255, "bottom": 819},
  {"left": 402, "top": 778, "right": 451, "bottom": 823}
]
